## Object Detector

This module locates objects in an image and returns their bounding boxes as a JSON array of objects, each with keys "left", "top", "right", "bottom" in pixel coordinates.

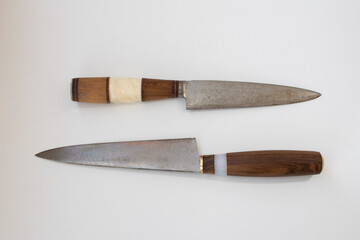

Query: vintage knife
[
  {"left": 71, "top": 77, "right": 320, "bottom": 109},
  {"left": 36, "top": 138, "right": 323, "bottom": 177}
]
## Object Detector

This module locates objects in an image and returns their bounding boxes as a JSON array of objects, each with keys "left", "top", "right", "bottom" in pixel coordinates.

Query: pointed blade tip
[
  {"left": 35, "top": 149, "right": 58, "bottom": 161},
  {"left": 35, "top": 151, "right": 45, "bottom": 159},
  {"left": 308, "top": 90, "right": 321, "bottom": 100},
  {"left": 294, "top": 88, "right": 321, "bottom": 103}
]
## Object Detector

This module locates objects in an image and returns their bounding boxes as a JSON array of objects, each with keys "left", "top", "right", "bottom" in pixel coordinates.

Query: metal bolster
[{"left": 177, "top": 81, "right": 186, "bottom": 98}]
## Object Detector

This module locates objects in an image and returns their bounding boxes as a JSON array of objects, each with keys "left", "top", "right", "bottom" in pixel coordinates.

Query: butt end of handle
[
  {"left": 227, "top": 150, "right": 323, "bottom": 177},
  {"left": 71, "top": 77, "right": 143, "bottom": 103},
  {"left": 71, "top": 77, "right": 110, "bottom": 103}
]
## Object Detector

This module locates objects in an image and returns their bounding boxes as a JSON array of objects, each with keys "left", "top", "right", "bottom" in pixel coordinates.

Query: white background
[{"left": 1, "top": 0, "right": 359, "bottom": 239}]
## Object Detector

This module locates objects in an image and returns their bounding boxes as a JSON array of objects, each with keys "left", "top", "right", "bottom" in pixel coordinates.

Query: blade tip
[
  {"left": 305, "top": 90, "right": 321, "bottom": 101},
  {"left": 35, "top": 151, "right": 48, "bottom": 159},
  {"left": 314, "top": 92, "right": 321, "bottom": 98}
]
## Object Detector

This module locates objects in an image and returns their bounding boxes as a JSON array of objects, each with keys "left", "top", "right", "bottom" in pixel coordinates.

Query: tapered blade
[
  {"left": 36, "top": 138, "right": 201, "bottom": 172},
  {"left": 184, "top": 81, "right": 320, "bottom": 110}
]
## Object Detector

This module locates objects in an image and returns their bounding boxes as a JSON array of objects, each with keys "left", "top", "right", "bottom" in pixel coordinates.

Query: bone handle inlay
[{"left": 109, "top": 77, "right": 142, "bottom": 103}]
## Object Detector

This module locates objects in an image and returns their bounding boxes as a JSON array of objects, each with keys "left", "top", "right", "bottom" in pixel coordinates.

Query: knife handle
[
  {"left": 202, "top": 151, "right": 323, "bottom": 176},
  {"left": 226, "top": 150, "right": 323, "bottom": 177},
  {"left": 71, "top": 77, "right": 182, "bottom": 103}
]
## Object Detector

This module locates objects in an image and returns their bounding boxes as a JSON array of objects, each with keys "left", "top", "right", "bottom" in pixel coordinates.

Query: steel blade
[
  {"left": 36, "top": 138, "right": 201, "bottom": 172},
  {"left": 184, "top": 81, "right": 320, "bottom": 110}
]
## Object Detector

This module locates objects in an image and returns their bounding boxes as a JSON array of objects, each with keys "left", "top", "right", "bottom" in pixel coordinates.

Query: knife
[
  {"left": 36, "top": 138, "right": 323, "bottom": 177},
  {"left": 71, "top": 77, "right": 320, "bottom": 109}
]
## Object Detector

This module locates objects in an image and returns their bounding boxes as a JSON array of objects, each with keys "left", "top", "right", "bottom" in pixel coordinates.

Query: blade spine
[{"left": 188, "top": 79, "right": 321, "bottom": 95}]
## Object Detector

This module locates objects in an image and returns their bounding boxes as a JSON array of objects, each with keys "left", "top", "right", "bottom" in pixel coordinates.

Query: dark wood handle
[
  {"left": 202, "top": 155, "right": 215, "bottom": 174},
  {"left": 227, "top": 150, "right": 323, "bottom": 177},
  {"left": 141, "top": 78, "right": 180, "bottom": 101}
]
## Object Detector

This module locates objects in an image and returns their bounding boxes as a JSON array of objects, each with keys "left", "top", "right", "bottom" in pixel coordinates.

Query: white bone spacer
[
  {"left": 109, "top": 77, "right": 142, "bottom": 103},
  {"left": 214, "top": 154, "right": 227, "bottom": 175}
]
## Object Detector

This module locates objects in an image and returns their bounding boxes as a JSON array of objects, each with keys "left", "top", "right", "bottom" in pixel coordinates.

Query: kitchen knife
[
  {"left": 36, "top": 138, "right": 323, "bottom": 177},
  {"left": 71, "top": 77, "right": 320, "bottom": 109}
]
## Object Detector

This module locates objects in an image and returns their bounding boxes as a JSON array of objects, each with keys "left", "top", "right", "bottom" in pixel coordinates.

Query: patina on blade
[
  {"left": 36, "top": 138, "right": 201, "bottom": 172},
  {"left": 184, "top": 81, "right": 320, "bottom": 110}
]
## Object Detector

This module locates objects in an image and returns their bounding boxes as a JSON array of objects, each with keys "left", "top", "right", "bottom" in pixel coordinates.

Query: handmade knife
[
  {"left": 71, "top": 77, "right": 320, "bottom": 109},
  {"left": 36, "top": 138, "right": 323, "bottom": 177}
]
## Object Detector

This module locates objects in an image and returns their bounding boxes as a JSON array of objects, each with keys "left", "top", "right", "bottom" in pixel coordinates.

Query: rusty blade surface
[
  {"left": 184, "top": 81, "right": 320, "bottom": 110},
  {"left": 36, "top": 138, "right": 201, "bottom": 172}
]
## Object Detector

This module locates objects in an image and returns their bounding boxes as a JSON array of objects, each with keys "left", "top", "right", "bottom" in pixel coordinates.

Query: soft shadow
[
  {"left": 136, "top": 168, "right": 313, "bottom": 184},
  {"left": 74, "top": 101, "right": 138, "bottom": 110},
  {"left": 74, "top": 98, "right": 183, "bottom": 110},
  {"left": 46, "top": 160, "right": 313, "bottom": 184}
]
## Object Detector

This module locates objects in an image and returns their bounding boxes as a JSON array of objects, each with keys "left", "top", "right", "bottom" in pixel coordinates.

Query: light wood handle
[
  {"left": 71, "top": 77, "right": 180, "bottom": 103},
  {"left": 71, "top": 77, "right": 110, "bottom": 103},
  {"left": 226, "top": 150, "right": 323, "bottom": 177}
]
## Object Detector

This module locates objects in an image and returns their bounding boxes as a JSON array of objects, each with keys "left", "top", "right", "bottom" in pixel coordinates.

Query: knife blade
[
  {"left": 36, "top": 138, "right": 323, "bottom": 177},
  {"left": 71, "top": 77, "right": 320, "bottom": 109}
]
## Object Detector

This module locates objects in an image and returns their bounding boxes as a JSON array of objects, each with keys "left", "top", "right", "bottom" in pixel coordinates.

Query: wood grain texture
[
  {"left": 71, "top": 77, "right": 109, "bottom": 103},
  {"left": 227, "top": 150, "right": 322, "bottom": 177},
  {"left": 202, "top": 155, "right": 215, "bottom": 174},
  {"left": 141, "top": 78, "right": 179, "bottom": 101}
]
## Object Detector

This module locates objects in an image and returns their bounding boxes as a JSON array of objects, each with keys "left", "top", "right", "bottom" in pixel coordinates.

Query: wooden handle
[
  {"left": 141, "top": 78, "right": 180, "bottom": 101},
  {"left": 202, "top": 155, "right": 215, "bottom": 174},
  {"left": 226, "top": 150, "right": 323, "bottom": 177},
  {"left": 71, "top": 77, "right": 181, "bottom": 103},
  {"left": 72, "top": 77, "right": 110, "bottom": 103}
]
